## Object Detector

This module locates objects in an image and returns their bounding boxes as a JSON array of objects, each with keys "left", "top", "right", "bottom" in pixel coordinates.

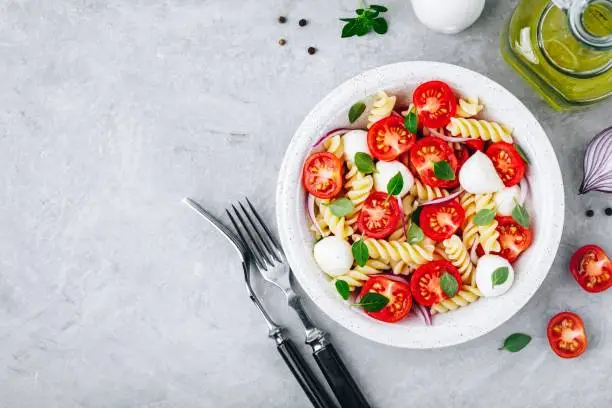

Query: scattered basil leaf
[
  {"left": 514, "top": 144, "right": 530, "bottom": 165},
  {"left": 491, "top": 266, "right": 509, "bottom": 288},
  {"left": 348, "top": 101, "right": 366, "bottom": 123},
  {"left": 352, "top": 239, "right": 369, "bottom": 267},
  {"left": 386, "top": 171, "right": 404, "bottom": 196},
  {"left": 433, "top": 160, "right": 455, "bottom": 180},
  {"left": 440, "top": 272, "right": 459, "bottom": 298},
  {"left": 407, "top": 222, "right": 424, "bottom": 244},
  {"left": 354, "top": 292, "right": 389, "bottom": 312},
  {"left": 405, "top": 111, "right": 418, "bottom": 134},
  {"left": 354, "top": 152, "right": 377, "bottom": 174},
  {"left": 473, "top": 209, "right": 496, "bottom": 226},
  {"left": 339, "top": 18, "right": 355, "bottom": 22},
  {"left": 371, "top": 18, "right": 388, "bottom": 34},
  {"left": 341, "top": 19, "right": 360, "bottom": 38},
  {"left": 355, "top": 19, "right": 370, "bottom": 36},
  {"left": 339, "top": 4, "right": 389, "bottom": 38},
  {"left": 499, "top": 333, "right": 531, "bottom": 352},
  {"left": 355, "top": 8, "right": 364, "bottom": 15},
  {"left": 411, "top": 206, "right": 423, "bottom": 226},
  {"left": 335, "top": 280, "right": 350, "bottom": 300},
  {"left": 369, "top": 4, "right": 388, "bottom": 12},
  {"left": 327, "top": 197, "right": 355, "bottom": 217},
  {"left": 512, "top": 200, "right": 530, "bottom": 228}
]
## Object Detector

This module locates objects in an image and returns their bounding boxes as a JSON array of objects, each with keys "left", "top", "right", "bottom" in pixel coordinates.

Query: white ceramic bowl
[{"left": 276, "top": 62, "right": 564, "bottom": 348}]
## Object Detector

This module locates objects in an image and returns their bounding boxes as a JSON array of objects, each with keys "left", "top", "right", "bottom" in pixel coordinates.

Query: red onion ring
[
  {"left": 580, "top": 126, "right": 612, "bottom": 194},
  {"left": 312, "top": 128, "right": 352, "bottom": 148},
  {"left": 427, "top": 127, "right": 471, "bottom": 143},
  {"left": 421, "top": 188, "right": 464, "bottom": 206},
  {"left": 413, "top": 303, "right": 433, "bottom": 326},
  {"left": 519, "top": 178, "right": 529, "bottom": 205},
  {"left": 470, "top": 239, "right": 479, "bottom": 264},
  {"left": 380, "top": 273, "right": 410, "bottom": 285},
  {"left": 307, "top": 194, "right": 324, "bottom": 236}
]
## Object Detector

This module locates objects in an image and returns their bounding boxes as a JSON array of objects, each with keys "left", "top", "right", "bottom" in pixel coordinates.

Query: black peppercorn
[
  {"left": 605, "top": 207, "right": 612, "bottom": 216},
  {"left": 299, "top": 19, "right": 308, "bottom": 27},
  {"left": 307, "top": 47, "right": 317, "bottom": 55},
  {"left": 278, "top": 16, "right": 287, "bottom": 23},
  {"left": 586, "top": 209, "right": 594, "bottom": 217},
  {"left": 278, "top": 38, "right": 286, "bottom": 46}
]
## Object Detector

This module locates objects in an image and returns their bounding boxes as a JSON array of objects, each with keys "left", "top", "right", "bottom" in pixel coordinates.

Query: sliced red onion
[
  {"left": 580, "top": 126, "right": 612, "bottom": 194},
  {"left": 427, "top": 127, "right": 471, "bottom": 143},
  {"left": 307, "top": 194, "right": 324, "bottom": 236},
  {"left": 470, "top": 239, "right": 479, "bottom": 264},
  {"left": 381, "top": 273, "right": 410, "bottom": 285},
  {"left": 414, "top": 303, "right": 433, "bottom": 326},
  {"left": 312, "top": 128, "right": 352, "bottom": 148},
  {"left": 421, "top": 188, "right": 464, "bottom": 206},
  {"left": 519, "top": 178, "right": 529, "bottom": 205}
]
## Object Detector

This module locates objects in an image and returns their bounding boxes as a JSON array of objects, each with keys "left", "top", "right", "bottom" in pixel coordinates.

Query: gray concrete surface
[{"left": 1, "top": 0, "right": 611, "bottom": 407}]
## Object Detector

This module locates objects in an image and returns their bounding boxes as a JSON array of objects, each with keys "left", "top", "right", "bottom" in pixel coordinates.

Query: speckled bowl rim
[{"left": 276, "top": 61, "right": 564, "bottom": 348}]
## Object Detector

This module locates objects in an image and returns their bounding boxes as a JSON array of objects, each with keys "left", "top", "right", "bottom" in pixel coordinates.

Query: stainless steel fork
[{"left": 228, "top": 198, "right": 372, "bottom": 408}]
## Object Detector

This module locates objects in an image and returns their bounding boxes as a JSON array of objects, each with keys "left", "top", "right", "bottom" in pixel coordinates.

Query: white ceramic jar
[{"left": 410, "top": 0, "right": 486, "bottom": 34}]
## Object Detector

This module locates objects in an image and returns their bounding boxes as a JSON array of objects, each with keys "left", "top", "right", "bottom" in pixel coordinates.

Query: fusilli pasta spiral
[
  {"left": 455, "top": 97, "right": 483, "bottom": 118},
  {"left": 475, "top": 194, "right": 501, "bottom": 254},
  {"left": 367, "top": 91, "right": 396, "bottom": 128},
  {"left": 431, "top": 286, "right": 483, "bottom": 314},
  {"left": 323, "top": 134, "right": 344, "bottom": 158},
  {"left": 316, "top": 198, "right": 353, "bottom": 238},
  {"left": 345, "top": 162, "right": 374, "bottom": 214},
  {"left": 363, "top": 238, "right": 435, "bottom": 265},
  {"left": 310, "top": 213, "right": 331, "bottom": 239},
  {"left": 446, "top": 117, "right": 513, "bottom": 143},
  {"left": 390, "top": 260, "right": 415, "bottom": 275},
  {"left": 410, "top": 179, "right": 449, "bottom": 202},
  {"left": 442, "top": 235, "right": 476, "bottom": 284},
  {"left": 459, "top": 192, "right": 479, "bottom": 248},
  {"left": 335, "top": 260, "right": 389, "bottom": 289}
]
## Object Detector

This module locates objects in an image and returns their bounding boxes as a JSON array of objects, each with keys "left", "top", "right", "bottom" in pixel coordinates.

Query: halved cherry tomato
[
  {"left": 547, "top": 312, "right": 587, "bottom": 359},
  {"left": 496, "top": 216, "right": 533, "bottom": 263},
  {"left": 359, "top": 276, "right": 412, "bottom": 323},
  {"left": 419, "top": 200, "right": 465, "bottom": 241},
  {"left": 409, "top": 137, "right": 459, "bottom": 189},
  {"left": 302, "top": 152, "right": 343, "bottom": 199},
  {"left": 465, "top": 138, "right": 485, "bottom": 152},
  {"left": 569, "top": 245, "right": 611, "bottom": 293},
  {"left": 454, "top": 145, "right": 470, "bottom": 171},
  {"left": 357, "top": 192, "right": 401, "bottom": 239},
  {"left": 367, "top": 116, "right": 416, "bottom": 161},
  {"left": 486, "top": 142, "right": 526, "bottom": 187},
  {"left": 411, "top": 260, "right": 462, "bottom": 306},
  {"left": 412, "top": 80, "right": 457, "bottom": 128}
]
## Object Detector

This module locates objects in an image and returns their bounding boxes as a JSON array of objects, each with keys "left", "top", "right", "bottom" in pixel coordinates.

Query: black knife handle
[
  {"left": 277, "top": 337, "right": 338, "bottom": 408},
  {"left": 313, "top": 342, "right": 371, "bottom": 408}
]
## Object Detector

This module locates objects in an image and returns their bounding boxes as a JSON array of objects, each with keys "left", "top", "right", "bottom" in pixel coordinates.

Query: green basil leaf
[
  {"left": 404, "top": 111, "right": 418, "bottom": 133},
  {"left": 440, "top": 272, "right": 459, "bottom": 298},
  {"left": 473, "top": 209, "right": 496, "bottom": 226},
  {"left": 341, "top": 19, "right": 360, "bottom": 38},
  {"left": 371, "top": 17, "right": 388, "bottom": 35},
  {"left": 352, "top": 239, "right": 369, "bottom": 267},
  {"left": 335, "top": 280, "right": 350, "bottom": 300},
  {"left": 348, "top": 101, "right": 366, "bottom": 123},
  {"left": 386, "top": 171, "right": 404, "bottom": 196},
  {"left": 407, "top": 222, "right": 424, "bottom": 244},
  {"left": 491, "top": 266, "right": 509, "bottom": 288},
  {"left": 356, "top": 292, "right": 389, "bottom": 312},
  {"left": 339, "top": 18, "right": 356, "bottom": 22},
  {"left": 499, "top": 333, "right": 531, "bottom": 352},
  {"left": 369, "top": 5, "right": 388, "bottom": 12},
  {"left": 327, "top": 197, "right": 355, "bottom": 217},
  {"left": 355, "top": 8, "right": 364, "bottom": 15},
  {"left": 411, "top": 206, "right": 423, "bottom": 226},
  {"left": 514, "top": 144, "right": 530, "bottom": 164},
  {"left": 433, "top": 160, "right": 455, "bottom": 180},
  {"left": 512, "top": 201, "right": 530, "bottom": 227},
  {"left": 355, "top": 19, "right": 370, "bottom": 36},
  {"left": 354, "top": 152, "right": 376, "bottom": 174}
]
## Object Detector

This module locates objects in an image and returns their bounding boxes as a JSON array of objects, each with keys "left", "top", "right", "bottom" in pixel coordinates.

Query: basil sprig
[
  {"left": 340, "top": 4, "right": 389, "bottom": 38},
  {"left": 512, "top": 199, "right": 530, "bottom": 228},
  {"left": 352, "top": 238, "right": 369, "bottom": 267},
  {"left": 386, "top": 171, "right": 404, "bottom": 196},
  {"left": 354, "top": 152, "right": 376, "bottom": 174},
  {"left": 348, "top": 101, "right": 366, "bottom": 123},
  {"left": 335, "top": 280, "right": 350, "bottom": 300}
]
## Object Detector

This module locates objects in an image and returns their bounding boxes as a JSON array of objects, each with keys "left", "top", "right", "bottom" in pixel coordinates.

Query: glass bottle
[{"left": 501, "top": 0, "right": 612, "bottom": 110}]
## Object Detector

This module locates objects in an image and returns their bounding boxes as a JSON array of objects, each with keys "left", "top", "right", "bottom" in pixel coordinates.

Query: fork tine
[
  {"left": 226, "top": 208, "right": 267, "bottom": 271},
  {"left": 245, "top": 197, "right": 284, "bottom": 255},
  {"left": 231, "top": 204, "right": 273, "bottom": 269},
  {"left": 239, "top": 201, "right": 282, "bottom": 263}
]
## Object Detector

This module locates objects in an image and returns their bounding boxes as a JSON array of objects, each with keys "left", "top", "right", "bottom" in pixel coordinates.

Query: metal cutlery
[
  {"left": 183, "top": 197, "right": 338, "bottom": 408},
  {"left": 228, "top": 198, "right": 372, "bottom": 408}
]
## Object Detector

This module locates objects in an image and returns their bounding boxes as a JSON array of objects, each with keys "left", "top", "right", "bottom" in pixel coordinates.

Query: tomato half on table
[
  {"left": 367, "top": 116, "right": 416, "bottom": 161},
  {"left": 409, "top": 137, "right": 459, "bottom": 189},
  {"left": 411, "top": 260, "right": 463, "bottom": 306},
  {"left": 569, "top": 245, "right": 611, "bottom": 293},
  {"left": 302, "top": 152, "right": 343, "bottom": 199},
  {"left": 419, "top": 200, "right": 465, "bottom": 241},
  {"left": 547, "top": 312, "right": 587, "bottom": 359},
  {"left": 357, "top": 192, "right": 401, "bottom": 239},
  {"left": 359, "top": 276, "right": 412, "bottom": 323},
  {"left": 496, "top": 216, "right": 533, "bottom": 263},
  {"left": 486, "top": 142, "right": 526, "bottom": 187},
  {"left": 412, "top": 80, "right": 457, "bottom": 128}
]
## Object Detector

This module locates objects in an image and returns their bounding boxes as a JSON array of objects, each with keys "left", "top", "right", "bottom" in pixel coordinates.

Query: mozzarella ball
[
  {"left": 475, "top": 254, "right": 515, "bottom": 297},
  {"left": 494, "top": 186, "right": 521, "bottom": 216},
  {"left": 313, "top": 236, "right": 353, "bottom": 277},
  {"left": 459, "top": 151, "right": 505, "bottom": 194},
  {"left": 373, "top": 160, "right": 414, "bottom": 198},
  {"left": 342, "top": 130, "right": 370, "bottom": 163}
]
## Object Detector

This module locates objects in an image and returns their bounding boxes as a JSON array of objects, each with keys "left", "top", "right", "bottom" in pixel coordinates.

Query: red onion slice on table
[
  {"left": 427, "top": 127, "right": 471, "bottom": 143},
  {"left": 421, "top": 188, "right": 464, "bottom": 206},
  {"left": 580, "top": 126, "right": 612, "bottom": 194}
]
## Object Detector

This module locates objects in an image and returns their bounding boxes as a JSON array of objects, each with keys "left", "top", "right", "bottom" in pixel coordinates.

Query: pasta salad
[{"left": 301, "top": 80, "right": 533, "bottom": 324}]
